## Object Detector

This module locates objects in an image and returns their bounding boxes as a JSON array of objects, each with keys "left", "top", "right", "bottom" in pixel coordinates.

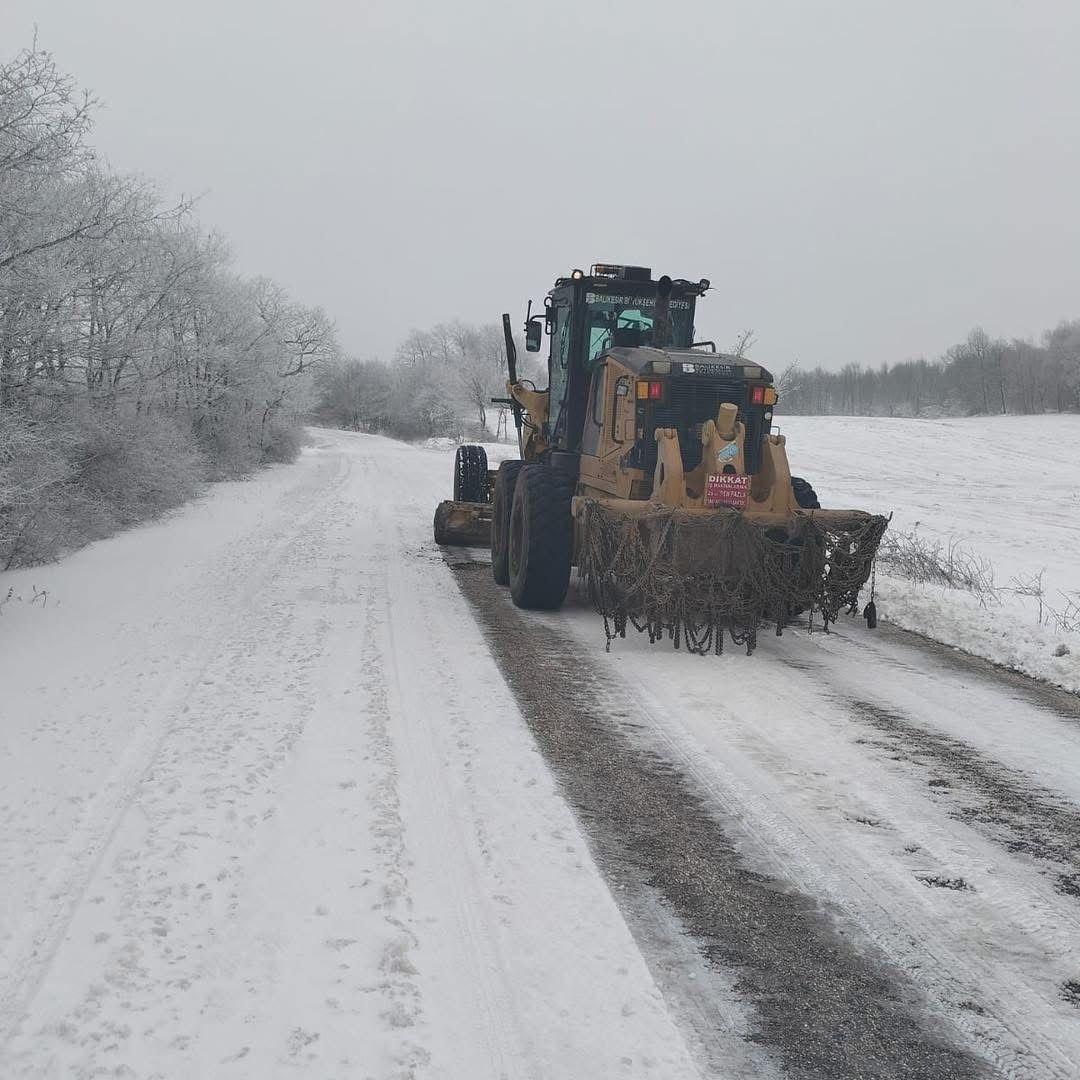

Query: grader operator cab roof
[{"left": 552, "top": 263, "right": 710, "bottom": 290}]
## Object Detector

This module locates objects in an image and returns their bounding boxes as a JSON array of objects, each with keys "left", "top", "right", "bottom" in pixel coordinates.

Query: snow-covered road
[
  {"left": 3, "top": 429, "right": 1079, "bottom": 1079},
  {"left": 460, "top": 579, "right": 1080, "bottom": 1079},
  {"left": 0, "top": 434, "right": 700, "bottom": 1079}
]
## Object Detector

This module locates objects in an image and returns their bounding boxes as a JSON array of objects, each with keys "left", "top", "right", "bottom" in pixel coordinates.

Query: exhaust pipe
[{"left": 653, "top": 274, "right": 673, "bottom": 348}]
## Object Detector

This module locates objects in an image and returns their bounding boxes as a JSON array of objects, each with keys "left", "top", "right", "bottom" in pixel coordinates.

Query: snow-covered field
[
  {"left": 2, "top": 417, "right": 1078, "bottom": 1079},
  {"left": 780, "top": 415, "right": 1080, "bottom": 691}
]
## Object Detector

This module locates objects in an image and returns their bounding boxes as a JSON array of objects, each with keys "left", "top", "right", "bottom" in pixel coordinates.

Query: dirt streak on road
[{"left": 450, "top": 560, "right": 990, "bottom": 1080}]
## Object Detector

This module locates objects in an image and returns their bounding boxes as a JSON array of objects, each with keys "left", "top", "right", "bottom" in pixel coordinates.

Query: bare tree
[
  {"left": 0, "top": 43, "right": 340, "bottom": 565},
  {"left": 730, "top": 329, "right": 756, "bottom": 358},
  {"left": 776, "top": 360, "right": 801, "bottom": 399}
]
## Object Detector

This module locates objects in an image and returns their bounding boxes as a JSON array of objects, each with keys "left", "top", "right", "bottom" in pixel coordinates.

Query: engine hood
[{"left": 602, "top": 346, "right": 774, "bottom": 382}]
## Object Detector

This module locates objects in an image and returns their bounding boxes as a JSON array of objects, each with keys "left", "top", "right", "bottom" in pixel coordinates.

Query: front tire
[
  {"left": 454, "top": 444, "right": 489, "bottom": 503},
  {"left": 508, "top": 465, "right": 575, "bottom": 610},
  {"left": 491, "top": 460, "right": 524, "bottom": 585}
]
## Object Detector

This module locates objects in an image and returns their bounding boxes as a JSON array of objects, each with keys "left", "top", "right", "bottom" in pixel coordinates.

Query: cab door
[{"left": 579, "top": 360, "right": 636, "bottom": 493}]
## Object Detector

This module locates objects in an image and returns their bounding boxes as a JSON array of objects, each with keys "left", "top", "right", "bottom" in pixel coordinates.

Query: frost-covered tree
[{"left": 0, "top": 44, "right": 340, "bottom": 566}]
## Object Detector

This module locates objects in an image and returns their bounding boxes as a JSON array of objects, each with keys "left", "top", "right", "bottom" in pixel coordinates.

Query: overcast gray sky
[{"left": 5, "top": 0, "right": 1079, "bottom": 370}]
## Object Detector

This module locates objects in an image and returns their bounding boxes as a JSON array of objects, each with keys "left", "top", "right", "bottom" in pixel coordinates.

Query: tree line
[
  {"left": 1, "top": 46, "right": 337, "bottom": 567},
  {"left": 778, "top": 323, "right": 1080, "bottom": 417},
  {"left": 312, "top": 321, "right": 542, "bottom": 442},
  {"left": 315, "top": 316, "right": 1080, "bottom": 441}
]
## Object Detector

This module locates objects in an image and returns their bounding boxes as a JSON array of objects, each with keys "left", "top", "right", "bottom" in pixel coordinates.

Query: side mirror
[{"left": 525, "top": 318, "right": 543, "bottom": 353}]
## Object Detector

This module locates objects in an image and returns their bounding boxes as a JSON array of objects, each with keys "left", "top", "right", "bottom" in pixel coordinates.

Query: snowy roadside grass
[{"left": 781, "top": 414, "right": 1080, "bottom": 693}]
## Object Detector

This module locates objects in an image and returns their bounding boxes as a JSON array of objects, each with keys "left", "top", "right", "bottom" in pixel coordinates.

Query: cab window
[
  {"left": 584, "top": 295, "right": 693, "bottom": 369},
  {"left": 547, "top": 302, "right": 573, "bottom": 435}
]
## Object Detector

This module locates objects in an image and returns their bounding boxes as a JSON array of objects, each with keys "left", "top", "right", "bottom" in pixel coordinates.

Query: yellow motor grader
[{"left": 434, "top": 263, "right": 888, "bottom": 654}]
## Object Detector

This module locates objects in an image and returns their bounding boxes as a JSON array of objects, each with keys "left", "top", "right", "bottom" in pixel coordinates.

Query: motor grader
[{"left": 433, "top": 263, "right": 888, "bottom": 654}]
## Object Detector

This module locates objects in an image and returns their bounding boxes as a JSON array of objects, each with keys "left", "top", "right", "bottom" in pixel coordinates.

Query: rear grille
[{"left": 639, "top": 376, "right": 764, "bottom": 473}]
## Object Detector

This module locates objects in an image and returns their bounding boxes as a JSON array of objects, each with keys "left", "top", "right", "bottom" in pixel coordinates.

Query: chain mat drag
[{"left": 578, "top": 500, "right": 890, "bottom": 656}]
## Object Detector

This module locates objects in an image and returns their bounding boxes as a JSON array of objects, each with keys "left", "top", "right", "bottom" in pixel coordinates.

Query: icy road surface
[{"left": 2, "top": 427, "right": 1079, "bottom": 1079}]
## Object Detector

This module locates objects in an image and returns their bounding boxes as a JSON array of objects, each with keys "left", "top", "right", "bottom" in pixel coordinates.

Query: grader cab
[{"left": 434, "top": 263, "right": 888, "bottom": 654}]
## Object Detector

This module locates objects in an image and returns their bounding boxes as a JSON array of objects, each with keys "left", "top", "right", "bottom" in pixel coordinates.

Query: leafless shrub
[
  {"left": 259, "top": 420, "right": 304, "bottom": 464},
  {"left": 1044, "top": 592, "right": 1080, "bottom": 634},
  {"left": 1004, "top": 572, "right": 1080, "bottom": 633},
  {"left": 0, "top": 584, "right": 47, "bottom": 613},
  {"left": 1009, "top": 571, "right": 1047, "bottom": 624},
  {"left": 1058, "top": 595, "right": 1080, "bottom": 634},
  {"left": 1, "top": 408, "right": 207, "bottom": 568},
  {"left": 880, "top": 538, "right": 1080, "bottom": 638},
  {"left": 877, "top": 528, "right": 998, "bottom": 603}
]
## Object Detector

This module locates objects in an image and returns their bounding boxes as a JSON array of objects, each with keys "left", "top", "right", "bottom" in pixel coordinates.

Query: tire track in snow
[
  {"left": 378, "top": 528, "right": 534, "bottom": 1079},
  {"left": 350, "top": 564, "right": 434, "bottom": 1078},
  {"left": 0, "top": 452, "right": 352, "bottom": 1053},
  {"left": 606, "top": 667, "right": 1080, "bottom": 1080},
  {"left": 4, "top": 434, "right": 710, "bottom": 1079},
  {"left": 4, "top": 446, "right": 442, "bottom": 1077},
  {"left": 812, "top": 619, "right": 1080, "bottom": 726},
  {"left": 848, "top": 700, "right": 1080, "bottom": 894},
  {"left": 529, "top": 583, "right": 1080, "bottom": 1076},
  {"left": 581, "top": 611, "right": 1080, "bottom": 1078},
  {"left": 781, "top": 632, "right": 1080, "bottom": 1012},
  {"left": 450, "top": 560, "right": 990, "bottom": 1080},
  {"left": 842, "top": 698, "right": 1080, "bottom": 1015}
]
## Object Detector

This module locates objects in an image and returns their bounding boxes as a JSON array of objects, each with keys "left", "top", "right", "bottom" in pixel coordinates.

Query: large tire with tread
[
  {"left": 454, "top": 444, "right": 489, "bottom": 503},
  {"left": 508, "top": 465, "right": 575, "bottom": 610},
  {"left": 491, "top": 460, "right": 524, "bottom": 585},
  {"left": 791, "top": 476, "right": 821, "bottom": 510}
]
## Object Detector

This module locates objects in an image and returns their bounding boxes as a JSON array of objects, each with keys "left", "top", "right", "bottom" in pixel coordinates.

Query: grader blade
[
  {"left": 577, "top": 500, "right": 889, "bottom": 656},
  {"left": 432, "top": 500, "right": 493, "bottom": 547}
]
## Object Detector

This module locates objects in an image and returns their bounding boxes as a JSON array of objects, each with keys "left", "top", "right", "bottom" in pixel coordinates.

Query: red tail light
[
  {"left": 648, "top": 380, "right": 662, "bottom": 400},
  {"left": 750, "top": 385, "right": 765, "bottom": 405}
]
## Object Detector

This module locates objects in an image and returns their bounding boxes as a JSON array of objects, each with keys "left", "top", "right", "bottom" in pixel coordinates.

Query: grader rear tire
[
  {"left": 491, "top": 460, "right": 524, "bottom": 585},
  {"left": 508, "top": 465, "right": 575, "bottom": 610},
  {"left": 791, "top": 476, "right": 821, "bottom": 510},
  {"left": 433, "top": 502, "right": 454, "bottom": 546},
  {"left": 454, "top": 444, "right": 489, "bottom": 503}
]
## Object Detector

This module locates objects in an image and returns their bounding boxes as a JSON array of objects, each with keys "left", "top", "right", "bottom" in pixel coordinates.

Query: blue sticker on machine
[{"left": 716, "top": 443, "right": 739, "bottom": 462}]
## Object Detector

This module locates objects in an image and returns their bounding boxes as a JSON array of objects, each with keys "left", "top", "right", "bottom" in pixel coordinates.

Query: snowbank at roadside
[{"left": 874, "top": 574, "right": 1078, "bottom": 692}]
